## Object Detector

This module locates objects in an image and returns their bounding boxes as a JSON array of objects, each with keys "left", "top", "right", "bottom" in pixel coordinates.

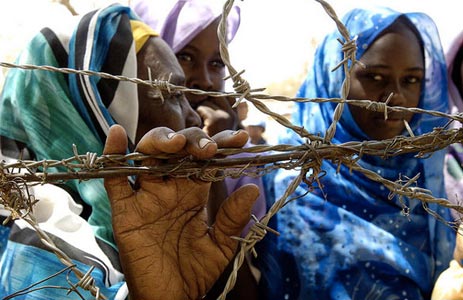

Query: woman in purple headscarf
[
  {"left": 131, "top": 0, "right": 241, "bottom": 135},
  {"left": 131, "top": 0, "right": 267, "bottom": 235}
]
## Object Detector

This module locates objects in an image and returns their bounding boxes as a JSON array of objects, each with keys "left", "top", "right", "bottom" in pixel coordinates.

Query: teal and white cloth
[{"left": 0, "top": 4, "right": 145, "bottom": 299}]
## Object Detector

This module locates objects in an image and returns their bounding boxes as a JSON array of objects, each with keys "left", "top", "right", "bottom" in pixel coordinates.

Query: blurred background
[{"left": 0, "top": 0, "right": 461, "bottom": 144}]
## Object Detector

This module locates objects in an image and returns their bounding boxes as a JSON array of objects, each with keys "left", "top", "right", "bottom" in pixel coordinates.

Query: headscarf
[
  {"left": 446, "top": 31, "right": 463, "bottom": 115},
  {"left": 444, "top": 30, "right": 463, "bottom": 220},
  {"left": 265, "top": 7, "right": 455, "bottom": 300},
  {"left": 0, "top": 5, "right": 159, "bottom": 298},
  {"left": 130, "top": 0, "right": 240, "bottom": 53}
]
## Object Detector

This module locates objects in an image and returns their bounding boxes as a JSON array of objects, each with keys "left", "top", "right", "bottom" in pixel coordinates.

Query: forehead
[
  {"left": 139, "top": 37, "right": 185, "bottom": 84},
  {"left": 361, "top": 26, "right": 423, "bottom": 67},
  {"left": 182, "top": 18, "right": 221, "bottom": 55}
]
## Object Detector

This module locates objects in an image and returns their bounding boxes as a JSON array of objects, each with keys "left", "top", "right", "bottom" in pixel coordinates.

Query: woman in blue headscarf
[{"left": 259, "top": 6, "right": 456, "bottom": 300}]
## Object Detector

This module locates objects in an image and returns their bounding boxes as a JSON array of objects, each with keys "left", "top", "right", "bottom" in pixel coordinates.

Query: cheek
[
  {"left": 211, "top": 69, "right": 225, "bottom": 91},
  {"left": 138, "top": 101, "right": 184, "bottom": 131},
  {"left": 348, "top": 104, "right": 367, "bottom": 125},
  {"left": 180, "top": 63, "right": 194, "bottom": 83},
  {"left": 348, "top": 80, "right": 380, "bottom": 102},
  {"left": 156, "top": 105, "right": 185, "bottom": 131},
  {"left": 405, "top": 87, "right": 421, "bottom": 108}
]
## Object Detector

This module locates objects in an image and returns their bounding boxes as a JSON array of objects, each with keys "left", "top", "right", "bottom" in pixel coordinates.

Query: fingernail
[
  {"left": 199, "top": 138, "right": 213, "bottom": 149},
  {"left": 167, "top": 133, "right": 177, "bottom": 139},
  {"left": 232, "top": 130, "right": 243, "bottom": 135}
]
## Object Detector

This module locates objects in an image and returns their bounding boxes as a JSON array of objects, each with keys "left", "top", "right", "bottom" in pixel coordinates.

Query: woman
[
  {"left": 131, "top": 0, "right": 240, "bottom": 136},
  {"left": 259, "top": 7, "right": 455, "bottom": 300},
  {"left": 131, "top": 0, "right": 266, "bottom": 235},
  {"left": 0, "top": 4, "right": 257, "bottom": 299}
]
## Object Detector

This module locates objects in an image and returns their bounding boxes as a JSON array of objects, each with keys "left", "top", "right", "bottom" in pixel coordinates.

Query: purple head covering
[{"left": 130, "top": 0, "right": 240, "bottom": 53}]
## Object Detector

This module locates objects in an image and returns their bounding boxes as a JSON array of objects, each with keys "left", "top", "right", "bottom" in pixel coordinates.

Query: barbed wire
[{"left": 0, "top": 0, "right": 462, "bottom": 299}]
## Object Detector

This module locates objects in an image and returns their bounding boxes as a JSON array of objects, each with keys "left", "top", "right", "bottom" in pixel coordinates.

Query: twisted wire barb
[{"left": 316, "top": 0, "right": 357, "bottom": 144}]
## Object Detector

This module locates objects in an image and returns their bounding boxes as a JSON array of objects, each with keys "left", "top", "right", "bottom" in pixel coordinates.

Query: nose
[
  {"left": 384, "top": 80, "right": 406, "bottom": 107},
  {"left": 184, "top": 102, "right": 202, "bottom": 128},
  {"left": 188, "top": 63, "right": 213, "bottom": 91}
]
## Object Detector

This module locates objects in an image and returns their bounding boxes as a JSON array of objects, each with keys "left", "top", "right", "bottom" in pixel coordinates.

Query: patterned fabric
[
  {"left": 259, "top": 7, "right": 455, "bottom": 300},
  {"left": 0, "top": 4, "right": 156, "bottom": 299}
]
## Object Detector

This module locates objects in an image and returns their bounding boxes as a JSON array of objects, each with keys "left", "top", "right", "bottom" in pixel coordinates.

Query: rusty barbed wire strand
[{"left": 1, "top": 126, "right": 463, "bottom": 183}]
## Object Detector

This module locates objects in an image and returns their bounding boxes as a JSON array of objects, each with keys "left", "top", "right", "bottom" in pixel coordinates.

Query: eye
[
  {"left": 176, "top": 52, "right": 192, "bottom": 63},
  {"left": 371, "top": 74, "right": 383, "bottom": 81},
  {"left": 211, "top": 59, "right": 225, "bottom": 69},
  {"left": 358, "top": 71, "right": 384, "bottom": 82},
  {"left": 173, "top": 91, "right": 184, "bottom": 99},
  {"left": 160, "top": 90, "right": 184, "bottom": 103},
  {"left": 147, "top": 89, "right": 164, "bottom": 103},
  {"left": 404, "top": 76, "right": 422, "bottom": 84}
]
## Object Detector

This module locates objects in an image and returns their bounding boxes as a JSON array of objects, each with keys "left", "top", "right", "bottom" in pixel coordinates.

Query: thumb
[
  {"left": 103, "top": 125, "right": 134, "bottom": 202},
  {"left": 212, "top": 184, "right": 260, "bottom": 255}
]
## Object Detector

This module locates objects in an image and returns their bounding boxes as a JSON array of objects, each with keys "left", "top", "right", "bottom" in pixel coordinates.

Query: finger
[
  {"left": 454, "top": 226, "right": 463, "bottom": 266},
  {"left": 212, "top": 129, "right": 249, "bottom": 148},
  {"left": 212, "top": 184, "right": 260, "bottom": 254},
  {"left": 202, "top": 97, "right": 235, "bottom": 114},
  {"left": 196, "top": 102, "right": 237, "bottom": 136},
  {"left": 226, "top": 96, "right": 236, "bottom": 107},
  {"left": 103, "top": 125, "right": 134, "bottom": 201},
  {"left": 135, "top": 127, "right": 187, "bottom": 155},
  {"left": 103, "top": 124, "right": 128, "bottom": 155},
  {"left": 177, "top": 127, "right": 218, "bottom": 159}
]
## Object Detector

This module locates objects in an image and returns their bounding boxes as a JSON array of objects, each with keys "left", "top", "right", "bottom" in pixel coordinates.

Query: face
[
  {"left": 347, "top": 21, "right": 424, "bottom": 140},
  {"left": 136, "top": 37, "right": 201, "bottom": 143},
  {"left": 175, "top": 18, "right": 226, "bottom": 109},
  {"left": 246, "top": 125, "right": 265, "bottom": 140}
]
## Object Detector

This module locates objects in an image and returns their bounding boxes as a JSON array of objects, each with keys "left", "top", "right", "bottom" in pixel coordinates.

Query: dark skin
[
  {"left": 348, "top": 20, "right": 424, "bottom": 140},
  {"left": 104, "top": 125, "right": 258, "bottom": 300},
  {"left": 176, "top": 18, "right": 237, "bottom": 136},
  {"left": 136, "top": 36, "right": 202, "bottom": 141},
  {"left": 104, "top": 36, "right": 260, "bottom": 299},
  {"left": 175, "top": 18, "right": 261, "bottom": 299}
]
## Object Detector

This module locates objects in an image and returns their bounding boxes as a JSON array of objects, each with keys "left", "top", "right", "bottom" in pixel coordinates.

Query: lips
[
  {"left": 385, "top": 114, "right": 404, "bottom": 121},
  {"left": 374, "top": 111, "right": 410, "bottom": 121},
  {"left": 186, "top": 93, "right": 208, "bottom": 109}
]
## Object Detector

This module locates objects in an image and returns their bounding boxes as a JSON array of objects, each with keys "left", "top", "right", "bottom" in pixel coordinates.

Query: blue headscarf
[{"left": 263, "top": 7, "right": 455, "bottom": 300}]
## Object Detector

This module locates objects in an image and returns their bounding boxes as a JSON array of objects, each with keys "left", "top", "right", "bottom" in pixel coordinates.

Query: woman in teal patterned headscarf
[
  {"left": 259, "top": 6, "right": 455, "bottom": 300},
  {"left": 0, "top": 4, "right": 203, "bottom": 298}
]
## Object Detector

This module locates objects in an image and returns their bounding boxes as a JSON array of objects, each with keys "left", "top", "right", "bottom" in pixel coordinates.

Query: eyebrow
[{"left": 362, "top": 64, "right": 424, "bottom": 72}]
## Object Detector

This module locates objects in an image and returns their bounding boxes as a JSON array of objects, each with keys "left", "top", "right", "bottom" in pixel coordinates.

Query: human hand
[
  {"left": 431, "top": 260, "right": 463, "bottom": 300},
  {"left": 195, "top": 97, "right": 238, "bottom": 136},
  {"left": 103, "top": 125, "right": 258, "bottom": 300},
  {"left": 455, "top": 228, "right": 463, "bottom": 267},
  {"left": 431, "top": 228, "right": 463, "bottom": 300}
]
